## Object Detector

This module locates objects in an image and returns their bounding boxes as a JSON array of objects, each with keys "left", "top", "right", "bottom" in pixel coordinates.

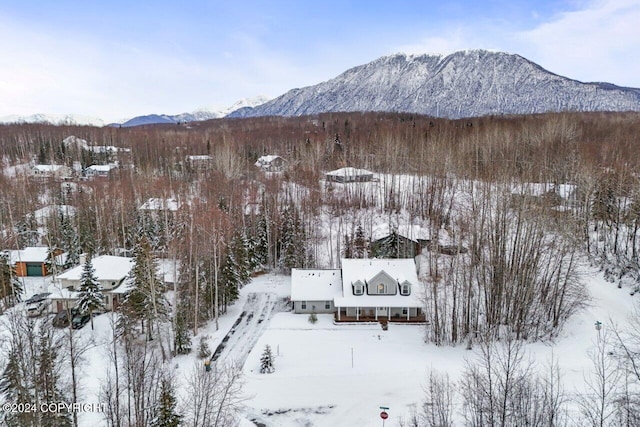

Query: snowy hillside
[{"left": 228, "top": 50, "right": 640, "bottom": 119}]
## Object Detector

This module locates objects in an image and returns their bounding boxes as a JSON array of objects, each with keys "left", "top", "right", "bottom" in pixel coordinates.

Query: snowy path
[{"left": 210, "top": 292, "right": 288, "bottom": 367}]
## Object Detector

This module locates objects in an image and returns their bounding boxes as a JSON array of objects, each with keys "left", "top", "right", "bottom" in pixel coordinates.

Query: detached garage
[{"left": 8, "top": 247, "right": 66, "bottom": 277}]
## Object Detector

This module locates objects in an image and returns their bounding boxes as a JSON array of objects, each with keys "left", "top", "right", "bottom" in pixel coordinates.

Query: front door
[{"left": 377, "top": 307, "right": 388, "bottom": 317}]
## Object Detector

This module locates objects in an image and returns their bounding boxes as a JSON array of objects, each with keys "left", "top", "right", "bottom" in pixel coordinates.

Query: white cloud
[{"left": 516, "top": 0, "right": 640, "bottom": 86}]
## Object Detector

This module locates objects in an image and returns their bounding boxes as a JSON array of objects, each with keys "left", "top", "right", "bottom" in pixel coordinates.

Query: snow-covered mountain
[
  {"left": 117, "top": 96, "right": 270, "bottom": 127},
  {"left": 0, "top": 97, "right": 271, "bottom": 128},
  {"left": 227, "top": 50, "right": 640, "bottom": 119},
  {"left": 0, "top": 113, "right": 106, "bottom": 127}
]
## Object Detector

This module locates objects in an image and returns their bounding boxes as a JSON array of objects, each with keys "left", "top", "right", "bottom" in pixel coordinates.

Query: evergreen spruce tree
[
  {"left": 235, "top": 232, "right": 252, "bottom": 285},
  {"left": 16, "top": 213, "right": 38, "bottom": 247},
  {"left": 0, "top": 252, "right": 22, "bottom": 311},
  {"left": 353, "top": 225, "right": 367, "bottom": 258},
  {"left": 279, "top": 207, "right": 307, "bottom": 273},
  {"left": 36, "top": 324, "right": 72, "bottom": 427},
  {"left": 197, "top": 337, "right": 211, "bottom": 359},
  {"left": 44, "top": 245, "right": 59, "bottom": 277},
  {"left": 253, "top": 212, "right": 270, "bottom": 267},
  {"left": 61, "top": 215, "right": 80, "bottom": 268},
  {"left": 150, "top": 377, "right": 182, "bottom": 427},
  {"left": 174, "top": 302, "right": 192, "bottom": 355},
  {"left": 260, "top": 344, "right": 275, "bottom": 374},
  {"left": 219, "top": 250, "right": 242, "bottom": 307},
  {"left": 77, "top": 256, "right": 105, "bottom": 330},
  {"left": 123, "top": 236, "right": 168, "bottom": 340},
  {"left": 0, "top": 348, "right": 31, "bottom": 426},
  {"left": 342, "top": 233, "right": 353, "bottom": 258}
]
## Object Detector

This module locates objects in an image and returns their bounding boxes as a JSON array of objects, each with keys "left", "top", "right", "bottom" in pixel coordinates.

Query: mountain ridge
[
  {"left": 227, "top": 50, "right": 640, "bottom": 119},
  {"left": 0, "top": 96, "right": 271, "bottom": 128}
]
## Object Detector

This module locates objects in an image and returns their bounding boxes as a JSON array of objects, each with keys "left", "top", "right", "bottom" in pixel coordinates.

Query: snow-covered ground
[
  {"left": 4, "top": 264, "right": 638, "bottom": 427},
  {"left": 239, "top": 267, "right": 637, "bottom": 427}
]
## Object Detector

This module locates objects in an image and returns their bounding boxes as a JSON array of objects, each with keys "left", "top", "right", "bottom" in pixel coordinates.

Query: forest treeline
[
  {"left": 1, "top": 111, "right": 639, "bottom": 337},
  {"left": 1, "top": 111, "right": 640, "bottom": 426}
]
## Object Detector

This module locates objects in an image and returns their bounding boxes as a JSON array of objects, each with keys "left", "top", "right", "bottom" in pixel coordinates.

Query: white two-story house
[{"left": 291, "top": 258, "right": 424, "bottom": 323}]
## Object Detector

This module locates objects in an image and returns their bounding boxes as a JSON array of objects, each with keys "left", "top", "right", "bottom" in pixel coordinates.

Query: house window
[
  {"left": 377, "top": 283, "right": 385, "bottom": 294},
  {"left": 301, "top": 301, "right": 307, "bottom": 310},
  {"left": 325, "top": 301, "right": 331, "bottom": 310},
  {"left": 402, "top": 307, "right": 408, "bottom": 315},
  {"left": 354, "top": 285, "right": 363, "bottom": 295},
  {"left": 401, "top": 284, "right": 411, "bottom": 295}
]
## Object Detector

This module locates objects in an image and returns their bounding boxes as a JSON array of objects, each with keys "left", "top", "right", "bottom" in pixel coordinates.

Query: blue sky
[{"left": 1, "top": 0, "right": 638, "bottom": 122}]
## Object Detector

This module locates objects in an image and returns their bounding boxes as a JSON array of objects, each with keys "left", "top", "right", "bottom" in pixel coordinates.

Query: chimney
[{"left": 79, "top": 253, "right": 88, "bottom": 266}]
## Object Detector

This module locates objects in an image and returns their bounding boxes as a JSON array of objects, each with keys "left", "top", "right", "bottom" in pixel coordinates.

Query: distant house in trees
[
  {"left": 325, "top": 167, "right": 374, "bottom": 183},
  {"left": 63, "top": 136, "right": 131, "bottom": 163},
  {"left": 54, "top": 255, "right": 133, "bottom": 313},
  {"left": 255, "top": 155, "right": 287, "bottom": 172},
  {"left": 369, "top": 231, "right": 422, "bottom": 259},
  {"left": 185, "top": 155, "right": 214, "bottom": 171},
  {"left": 31, "top": 164, "right": 73, "bottom": 180},
  {"left": 32, "top": 204, "right": 76, "bottom": 226},
  {"left": 509, "top": 182, "right": 578, "bottom": 208},
  {"left": 84, "top": 163, "right": 118, "bottom": 178},
  {"left": 139, "top": 197, "right": 181, "bottom": 217},
  {"left": 290, "top": 258, "right": 424, "bottom": 322},
  {"left": 7, "top": 247, "right": 66, "bottom": 277}
]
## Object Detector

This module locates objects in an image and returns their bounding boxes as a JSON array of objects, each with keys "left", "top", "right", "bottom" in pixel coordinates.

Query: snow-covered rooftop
[
  {"left": 186, "top": 155, "right": 213, "bottom": 161},
  {"left": 8, "top": 247, "right": 51, "bottom": 263},
  {"left": 86, "top": 164, "right": 118, "bottom": 172},
  {"left": 57, "top": 255, "right": 133, "bottom": 282},
  {"left": 33, "top": 164, "right": 66, "bottom": 172},
  {"left": 33, "top": 204, "right": 76, "bottom": 222},
  {"left": 326, "top": 167, "right": 374, "bottom": 177},
  {"left": 290, "top": 269, "right": 342, "bottom": 301},
  {"left": 255, "top": 155, "right": 284, "bottom": 167},
  {"left": 370, "top": 224, "right": 431, "bottom": 242},
  {"left": 139, "top": 197, "right": 180, "bottom": 211},
  {"left": 336, "top": 258, "right": 422, "bottom": 308}
]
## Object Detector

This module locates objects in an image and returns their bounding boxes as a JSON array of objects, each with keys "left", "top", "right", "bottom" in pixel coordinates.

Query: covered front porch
[{"left": 334, "top": 306, "right": 426, "bottom": 323}]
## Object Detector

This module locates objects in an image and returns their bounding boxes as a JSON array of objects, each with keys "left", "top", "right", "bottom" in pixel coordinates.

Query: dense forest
[{"left": 1, "top": 111, "right": 640, "bottom": 426}]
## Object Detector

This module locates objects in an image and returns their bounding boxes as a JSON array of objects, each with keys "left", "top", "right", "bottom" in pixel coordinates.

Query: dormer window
[
  {"left": 353, "top": 280, "right": 364, "bottom": 295},
  {"left": 400, "top": 283, "right": 411, "bottom": 296},
  {"left": 377, "top": 283, "right": 385, "bottom": 294}
]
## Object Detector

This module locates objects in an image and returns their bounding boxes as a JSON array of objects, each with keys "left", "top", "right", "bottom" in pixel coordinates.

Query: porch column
[
  {"left": 337, "top": 306, "right": 341, "bottom": 321},
  {"left": 356, "top": 307, "right": 360, "bottom": 321},
  {"left": 375, "top": 307, "right": 378, "bottom": 321},
  {"left": 407, "top": 307, "right": 410, "bottom": 320},
  {"left": 388, "top": 307, "right": 391, "bottom": 321}
]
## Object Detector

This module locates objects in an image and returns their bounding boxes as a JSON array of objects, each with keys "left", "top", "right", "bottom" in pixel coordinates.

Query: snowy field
[
  {"left": 5, "top": 263, "right": 638, "bottom": 426},
  {"left": 240, "top": 267, "right": 637, "bottom": 426}
]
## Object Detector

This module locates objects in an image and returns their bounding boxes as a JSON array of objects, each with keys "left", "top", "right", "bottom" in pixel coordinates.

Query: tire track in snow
[{"left": 210, "top": 292, "right": 286, "bottom": 367}]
